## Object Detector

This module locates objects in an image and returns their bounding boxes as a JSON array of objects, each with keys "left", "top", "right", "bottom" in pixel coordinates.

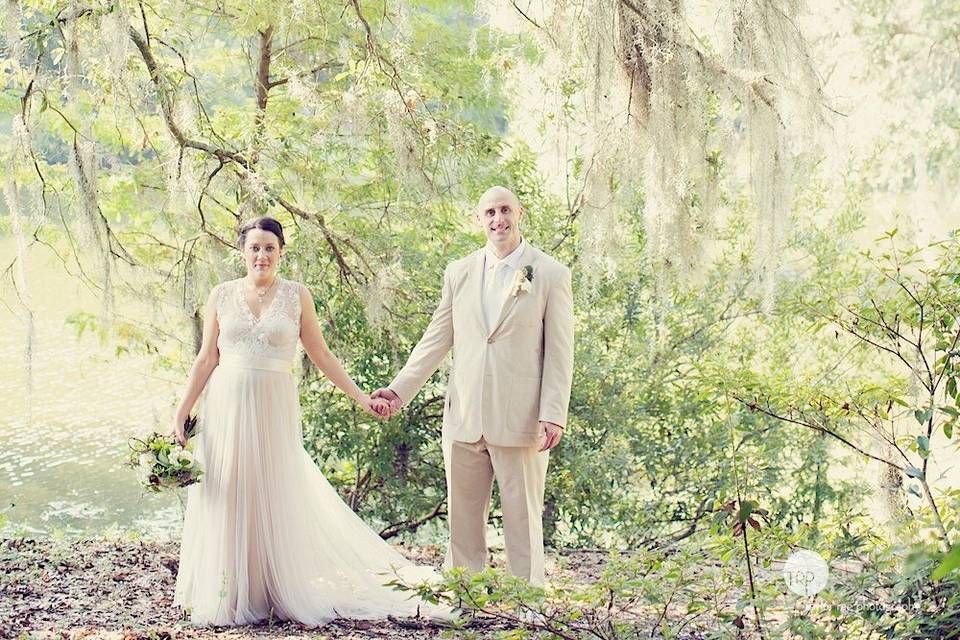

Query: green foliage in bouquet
[{"left": 127, "top": 416, "right": 202, "bottom": 493}]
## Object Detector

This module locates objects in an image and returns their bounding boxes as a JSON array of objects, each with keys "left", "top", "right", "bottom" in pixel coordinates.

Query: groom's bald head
[
  {"left": 475, "top": 186, "right": 524, "bottom": 255},
  {"left": 476, "top": 186, "right": 521, "bottom": 212}
]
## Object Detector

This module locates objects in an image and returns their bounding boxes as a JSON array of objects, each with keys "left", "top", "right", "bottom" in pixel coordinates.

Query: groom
[{"left": 373, "top": 186, "right": 574, "bottom": 586}]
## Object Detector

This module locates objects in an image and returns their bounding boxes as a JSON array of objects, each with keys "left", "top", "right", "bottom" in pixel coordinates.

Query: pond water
[{"left": 1, "top": 239, "right": 182, "bottom": 539}]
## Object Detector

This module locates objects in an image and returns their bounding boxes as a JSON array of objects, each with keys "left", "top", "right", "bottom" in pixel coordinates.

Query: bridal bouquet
[{"left": 127, "top": 416, "right": 203, "bottom": 492}]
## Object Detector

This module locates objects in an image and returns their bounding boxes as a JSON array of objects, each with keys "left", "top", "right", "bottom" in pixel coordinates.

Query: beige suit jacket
[{"left": 390, "top": 243, "right": 574, "bottom": 447}]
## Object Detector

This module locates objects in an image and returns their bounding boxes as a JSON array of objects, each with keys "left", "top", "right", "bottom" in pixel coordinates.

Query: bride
[{"left": 170, "top": 216, "right": 440, "bottom": 626}]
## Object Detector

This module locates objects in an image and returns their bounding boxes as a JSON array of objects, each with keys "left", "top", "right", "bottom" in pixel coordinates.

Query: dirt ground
[{"left": 0, "top": 538, "right": 629, "bottom": 640}]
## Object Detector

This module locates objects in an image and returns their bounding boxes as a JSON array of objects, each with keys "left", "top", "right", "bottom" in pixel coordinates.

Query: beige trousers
[{"left": 442, "top": 435, "right": 550, "bottom": 586}]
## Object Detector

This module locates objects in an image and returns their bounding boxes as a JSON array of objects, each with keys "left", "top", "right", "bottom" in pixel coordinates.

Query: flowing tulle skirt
[{"left": 173, "top": 361, "right": 439, "bottom": 626}]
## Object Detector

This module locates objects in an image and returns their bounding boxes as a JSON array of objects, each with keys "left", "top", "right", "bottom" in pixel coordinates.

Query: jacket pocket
[
  {"left": 444, "top": 384, "right": 461, "bottom": 427},
  {"left": 507, "top": 375, "right": 541, "bottom": 432}
]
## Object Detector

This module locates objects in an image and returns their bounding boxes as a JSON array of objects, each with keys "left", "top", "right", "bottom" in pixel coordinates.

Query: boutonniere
[{"left": 511, "top": 265, "right": 534, "bottom": 297}]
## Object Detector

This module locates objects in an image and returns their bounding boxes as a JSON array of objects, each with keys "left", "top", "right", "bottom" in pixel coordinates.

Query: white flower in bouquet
[{"left": 127, "top": 415, "right": 203, "bottom": 493}]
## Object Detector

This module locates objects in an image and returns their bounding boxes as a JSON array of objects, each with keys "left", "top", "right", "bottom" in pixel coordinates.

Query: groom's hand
[
  {"left": 371, "top": 387, "right": 403, "bottom": 417},
  {"left": 539, "top": 421, "right": 564, "bottom": 452}
]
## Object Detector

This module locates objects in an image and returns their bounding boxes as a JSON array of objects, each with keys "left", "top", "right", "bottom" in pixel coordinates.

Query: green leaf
[
  {"left": 932, "top": 544, "right": 960, "bottom": 581},
  {"left": 904, "top": 466, "right": 925, "bottom": 481},
  {"left": 940, "top": 406, "right": 960, "bottom": 418},
  {"left": 915, "top": 407, "right": 933, "bottom": 424},
  {"left": 917, "top": 435, "right": 930, "bottom": 459}
]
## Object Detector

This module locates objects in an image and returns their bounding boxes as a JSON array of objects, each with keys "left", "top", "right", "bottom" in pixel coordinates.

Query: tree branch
[
  {"left": 130, "top": 22, "right": 358, "bottom": 281},
  {"left": 379, "top": 502, "right": 447, "bottom": 540},
  {"left": 732, "top": 394, "right": 904, "bottom": 472},
  {"left": 267, "top": 61, "right": 341, "bottom": 88}
]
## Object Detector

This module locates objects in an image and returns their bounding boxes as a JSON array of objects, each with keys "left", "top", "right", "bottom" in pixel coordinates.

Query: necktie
[
  {"left": 496, "top": 261, "right": 510, "bottom": 286},
  {"left": 485, "top": 261, "right": 510, "bottom": 328}
]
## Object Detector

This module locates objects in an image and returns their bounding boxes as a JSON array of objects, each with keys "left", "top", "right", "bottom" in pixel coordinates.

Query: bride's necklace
[{"left": 245, "top": 277, "right": 278, "bottom": 307}]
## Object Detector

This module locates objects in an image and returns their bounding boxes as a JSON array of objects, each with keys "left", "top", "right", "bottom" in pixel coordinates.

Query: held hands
[
  {"left": 370, "top": 388, "right": 403, "bottom": 418},
  {"left": 360, "top": 394, "right": 393, "bottom": 420}
]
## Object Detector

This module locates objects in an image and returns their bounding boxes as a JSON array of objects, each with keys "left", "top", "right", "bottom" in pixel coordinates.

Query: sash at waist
[{"left": 218, "top": 353, "right": 292, "bottom": 374}]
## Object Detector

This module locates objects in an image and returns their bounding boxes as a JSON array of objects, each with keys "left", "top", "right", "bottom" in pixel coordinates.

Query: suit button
[{"left": 487, "top": 337, "right": 494, "bottom": 343}]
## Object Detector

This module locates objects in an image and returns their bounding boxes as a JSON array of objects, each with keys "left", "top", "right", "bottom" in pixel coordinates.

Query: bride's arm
[
  {"left": 171, "top": 285, "right": 221, "bottom": 444},
  {"left": 297, "top": 283, "right": 386, "bottom": 418}
]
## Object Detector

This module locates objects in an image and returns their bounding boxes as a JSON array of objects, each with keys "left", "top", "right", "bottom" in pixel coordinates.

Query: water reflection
[{"left": 2, "top": 239, "right": 182, "bottom": 539}]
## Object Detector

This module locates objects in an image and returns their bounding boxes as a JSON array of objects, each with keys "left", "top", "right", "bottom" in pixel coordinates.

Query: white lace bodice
[{"left": 216, "top": 278, "right": 301, "bottom": 362}]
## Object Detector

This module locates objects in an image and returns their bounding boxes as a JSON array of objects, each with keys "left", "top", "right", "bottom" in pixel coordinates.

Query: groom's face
[{"left": 475, "top": 190, "right": 524, "bottom": 251}]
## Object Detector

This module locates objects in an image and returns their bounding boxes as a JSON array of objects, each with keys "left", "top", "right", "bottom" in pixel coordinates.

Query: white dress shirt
[{"left": 481, "top": 238, "right": 527, "bottom": 332}]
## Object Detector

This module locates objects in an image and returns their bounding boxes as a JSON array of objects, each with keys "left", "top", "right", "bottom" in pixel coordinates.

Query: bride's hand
[
  {"left": 359, "top": 395, "right": 391, "bottom": 420},
  {"left": 172, "top": 418, "right": 188, "bottom": 447}
]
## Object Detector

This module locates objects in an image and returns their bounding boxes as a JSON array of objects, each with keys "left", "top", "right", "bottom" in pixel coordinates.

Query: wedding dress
[{"left": 173, "top": 278, "right": 440, "bottom": 626}]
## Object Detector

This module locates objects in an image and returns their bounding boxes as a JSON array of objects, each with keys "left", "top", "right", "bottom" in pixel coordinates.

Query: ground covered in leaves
[{"left": 0, "top": 538, "right": 633, "bottom": 639}]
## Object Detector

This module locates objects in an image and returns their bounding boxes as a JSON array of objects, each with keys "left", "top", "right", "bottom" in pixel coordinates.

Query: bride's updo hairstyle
[{"left": 237, "top": 216, "right": 285, "bottom": 249}]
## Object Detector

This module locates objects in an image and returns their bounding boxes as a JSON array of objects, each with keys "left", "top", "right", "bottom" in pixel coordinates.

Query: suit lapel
[
  {"left": 488, "top": 295, "right": 519, "bottom": 338},
  {"left": 487, "top": 245, "right": 539, "bottom": 339},
  {"left": 466, "top": 250, "right": 487, "bottom": 333}
]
